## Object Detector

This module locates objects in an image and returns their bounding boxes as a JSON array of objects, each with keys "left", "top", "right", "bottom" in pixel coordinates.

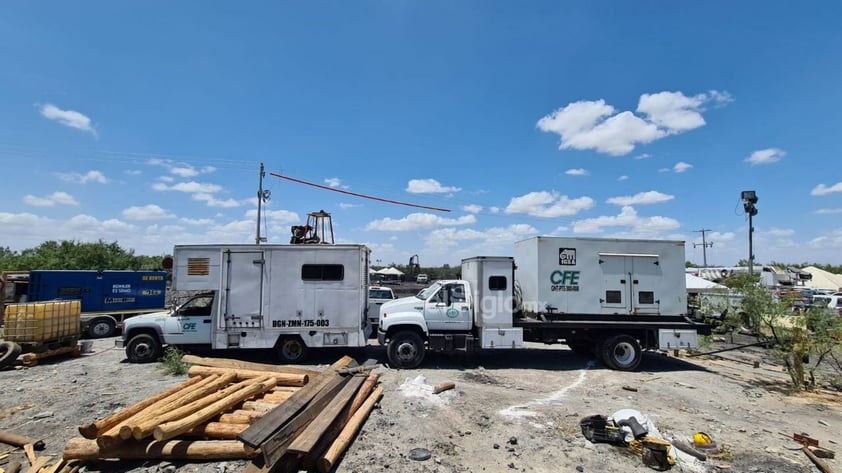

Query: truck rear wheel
[
  {"left": 387, "top": 330, "right": 425, "bottom": 369},
  {"left": 87, "top": 318, "right": 116, "bottom": 338},
  {"left": 277, "top": 337, "right": 308, "bottom": 363},
  {"left": 126, "top": 334, "right": 162, "bottom": 363},
  {"left": 601, "top": 335, "right": 642, "bottom": 371},
  {"left": 0, "top": 341, "right": 22, "bottom": 368}
]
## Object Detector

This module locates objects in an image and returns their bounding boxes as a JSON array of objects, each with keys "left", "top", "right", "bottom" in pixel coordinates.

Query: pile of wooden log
[{"left": 58, "top": 355, "right": 381, "bottom": 473}]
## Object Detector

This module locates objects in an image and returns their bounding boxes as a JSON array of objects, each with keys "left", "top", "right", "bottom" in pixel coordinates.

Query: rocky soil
[{"left": 1, "top": 336, "right": 841, "bottom": 473}]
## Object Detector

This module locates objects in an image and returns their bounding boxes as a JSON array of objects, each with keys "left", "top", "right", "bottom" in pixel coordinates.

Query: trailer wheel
[
  {"left": 277, "top": 337, "right": 308, "bottom": 363},
  {"left": 387, "top": 330, "right": 425, "bottom": 369},
  {"left": 87, "top": 318, "right": 116, "bottom": 338},
  {"left": 0, "top": 341, "right": 22, "bottom": 368},
  {"left": 126, "top": 334, "right": 162, "bottom": 363},
  {"left": 601, "top": 335, "right": 642, "bottom": 371}
]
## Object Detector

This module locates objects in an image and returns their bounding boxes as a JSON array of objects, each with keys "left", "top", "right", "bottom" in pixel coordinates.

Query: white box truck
[
  {"left": 378, "top": 237, "right": 710, "bottom": 371},
  {"left": 118, "top": 244, "right": 371, "bottom": 363}
]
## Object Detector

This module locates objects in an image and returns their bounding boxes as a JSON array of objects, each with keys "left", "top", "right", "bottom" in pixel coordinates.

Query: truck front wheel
[
  {"left": 387, "top": 331, "right": 425, "bottom": 369},
  {"left": 126, "top": 334, "right": 162, "bottom": 363},
  {"left": 87, "top": 318, "right": 116, "bottom": 338},
  {"left": 277, "top": 337, "right": 308, "bottom": 363},
  {"left": 601, "top": 335, "right": 642, "bottom": 371}
]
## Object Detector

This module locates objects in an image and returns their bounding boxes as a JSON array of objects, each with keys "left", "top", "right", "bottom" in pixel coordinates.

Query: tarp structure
[
  {"left": 374, "top": 267, "right": 404, "bottom": 276},
  {"left": 686, "top": 273, "right": 728, "bottom": 293},
  {"left": 802, "top": 266, "right": 842, "bottom": 291}
]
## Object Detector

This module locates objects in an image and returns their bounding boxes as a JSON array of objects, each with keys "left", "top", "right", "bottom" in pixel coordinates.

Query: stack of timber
[{"left": 61, "top": 355, "right": 381, "bottom": 473}]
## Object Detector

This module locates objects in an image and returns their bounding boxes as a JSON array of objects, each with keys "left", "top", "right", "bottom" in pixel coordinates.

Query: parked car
[
  {"left": 368, "top": 286, "right": 397, "bottom": 329},
  {"left": 812, "top": 295, "right": 842, "bottom": 315},
  {"left": 416, "top": 273, "right": 429, "bottom": 284}
]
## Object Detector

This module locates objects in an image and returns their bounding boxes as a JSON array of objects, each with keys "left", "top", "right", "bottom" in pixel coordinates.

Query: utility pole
[
  {"left": 741, "top": 191, "right": 758, "bottom": 276},
  {"left": 255, "top": 162, "right": 270, "bottom": 244},
  {"left": 693, "top": 229, "right": 713, "bottom": 267}
]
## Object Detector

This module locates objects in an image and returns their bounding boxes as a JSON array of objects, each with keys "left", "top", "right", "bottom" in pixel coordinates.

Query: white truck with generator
[
  {"left": 118, "top": 244, "right": 371, "bottom": 363},
  {"left": 378, "top": 236, "right": 710, "bottom": 371}
]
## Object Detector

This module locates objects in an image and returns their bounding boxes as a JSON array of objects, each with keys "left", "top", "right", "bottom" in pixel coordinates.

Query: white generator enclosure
[
  {"left": 461, "top": 256, "right": 516, "bottom": 328},
  {"left": 514, "top": 237, "right": 687, "bottom": 317},
  {"left": 172, "top": 244, "right": 370, "bottom": 350}
]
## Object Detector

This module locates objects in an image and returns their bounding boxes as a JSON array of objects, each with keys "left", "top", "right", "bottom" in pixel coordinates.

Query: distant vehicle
[
  {"left": 367, "top": 286, "right": 397, "bottom": 329},
  {"left": 416, "top": 273, "right": 429, "bottom": 284},
  {"left": 813, "top": 295, "right": 842, "bottom": 315}
]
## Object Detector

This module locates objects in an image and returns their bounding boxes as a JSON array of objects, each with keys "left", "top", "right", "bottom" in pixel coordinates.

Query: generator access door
[
  {"left": 221, "top": 250, "right": 265, "bottom": 330},
  {"left": 599, "top": 253, "right": 662, "bottom": 315}
]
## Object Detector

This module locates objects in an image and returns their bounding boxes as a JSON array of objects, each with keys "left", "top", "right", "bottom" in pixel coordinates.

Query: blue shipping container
[{"left": 28, "top": 270, "right": 167, "bottom": 313}]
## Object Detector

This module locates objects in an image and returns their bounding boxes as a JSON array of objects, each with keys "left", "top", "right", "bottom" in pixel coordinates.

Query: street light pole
[
  {"left": 741, "top": 191, "right": 758, "bottom": 276},
  {"left": 693, "top": 229, "right": 713, "bottom": 267}
]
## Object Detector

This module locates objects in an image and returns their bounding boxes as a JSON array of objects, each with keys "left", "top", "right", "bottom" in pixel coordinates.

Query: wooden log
[
  {"left": 259, "top": 371, "right": 352, "bottom": 466},
  {"left": 79, "top": 375, "right": 204, "bottom": 438},
  {"left": 219, "top": 410, "right": 266, "bottom": 424},
  {"left": 130, "top": 375, "right": 259, "bottom": 442},
  {"left": 287, "top": 375, "right": 365, "bottom": 454},
  {"left": 239, "top": 356, "right": 354, "bottom": 449},
  {"left": 318, "top": 385, "right": 383, "bottom": 473},
  {"left": 187, "top": 422, "right": 249, "bottom": 439},
  {"left": 187, "top": 366, "right": 308, "bottom": 387},
  {"left": 63, "top": 437, "right": 258, "bottom": 461},
  {"left": 56, "top": 459, "right": 83, "bottom": 473},
  {"left": 346, "top": 373, "right": 379, "bottom": 423},
  {"left": 271, "top": 386, "right": 301, "bottom": 393},
  {"left": 97, "top": 373, "right": 235, "bottom": 448},
  {"left": 0, "top": 430, "right": 44, "bottom": 450},
  {"left": 118, "top": 373, "right": 236, "bottom": 439},
  {"left": 39, "top": 459, "right": 66, "bottom": 473},
  {"left": 433, "top": 381, "right": 455, "bottom": 395},
  {"left": 181, "top": 354, "right": 320, "bottom": 378},
  {"left": 153, "top": 377, "right": 277, "bottom": 442},
  {"left": 242, "top": 401, "right": 281, "bottom": 413},
  {"left": 21, "top": 346, "right": 80, "bottom": 366},
  {"left": 260, "top": 391, "right": 293, "bottom": 403},
  {"left": 6, "top": 461, "right": 22, "bottom": 473},
  {"left": 803, "top": 446, "right": 834, "bottom": 473}
]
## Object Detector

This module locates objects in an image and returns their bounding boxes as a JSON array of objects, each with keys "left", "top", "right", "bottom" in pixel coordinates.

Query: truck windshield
[{"left": 416, "top": 282, "right": 442, "bottom": 300}]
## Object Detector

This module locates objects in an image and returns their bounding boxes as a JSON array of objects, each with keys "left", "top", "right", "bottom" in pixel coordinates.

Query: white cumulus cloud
[
  {"left": 565, "top": 168, "right": 589, "bottom": 176},
  {"left": 152, "top": 181, "right": 223, "bottom": 193},
  {"left": 462, "top": 204, "right": 483, "bottom": 214},
  {"left": 673, "top": 162, "right": 693, "bottom": 173},
  {"left": 504, "top": 191, "right": 594, "bottom": 218},
  {"left": 811, "top": 182, "right": 842, "bottom": 196},
  {"left": 192, "top": 193, "right": 240, "bottom": 208},
  {"left": 406, "top": 179, "right": 461, "bottom": 194},
  {"left": 325, "top": 177, "right": 348, "bottom": 189},
  {"left": 122, "top": 204, "right": 175, "bottom": 221},
  {"left": 745, "top": 148, "right": 785, "bottom": 165},
  {"left": 23, "top": 191, "right": 79, "bottom": 207},
  {"left": 572, "top": 206, "right": 680, "bottom": 234},
  {"left": 815, "top": 208, "right": 842, "bottom": 215},
  {"left": 365, "top": 213, "right": 476, "bottom": 231},
  {"left": 40, "top": 103, "right": 97, "bottom": 136},
  {"left": 57, "top": 170, "right": 109, "bottom": 184},
  {"left": 618, "top": 175, "right": 629, "bottom": 181},
  {"left": 537, "top": 90, "right": 731, "bottom": 156},
  {"left": 607, "top": 191, "right": 674, "bottom": 206}
]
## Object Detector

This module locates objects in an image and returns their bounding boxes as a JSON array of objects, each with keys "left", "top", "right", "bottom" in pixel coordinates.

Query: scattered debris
[
  {"left": 432, "top": 381, "right": 455, "bottom": 395},
  {"left": 622, "top": 386, "right": 638, "bottom": 392},
  {"left": 408, "top": 447, "right": 431, "bottom": 461}
]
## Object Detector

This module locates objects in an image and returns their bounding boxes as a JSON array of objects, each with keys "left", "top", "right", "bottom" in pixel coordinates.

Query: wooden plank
[
  {"left": 318, "top": 385, "right": 383, "bottom": 473},
  {"left": 63, "top": 438, "right": 258, "bottom": 461},
  {"left": 39, "top": 459, "right": 65, "bottom": 473},
  {"left": 153, "top": 377, "right": 277, "bottom": 441},
  {"left": 23, "top": 456, "right": 51, "bottom": 473},
  {"left": 78, "top": 375, "right": 204, "bottom": 438},
  {"left": 187, "top": 366, "right": 308, "bottom": 387},
  {"left": 181, "top": 354, "right": 321, "bottom": 378},
  {"left": 260, "top": 372, "right": 352, "bottom": 466},
  {"left": 238, "top": 356, "right": 354, "bottom": 449},
  {"left": 287, "top": 375, "right": 365, "bottom": 455}
]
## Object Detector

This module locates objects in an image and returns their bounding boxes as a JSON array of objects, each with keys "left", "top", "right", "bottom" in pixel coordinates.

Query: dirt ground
[{"left": 1, "top": 336, "right": 840, "bottom": 473}]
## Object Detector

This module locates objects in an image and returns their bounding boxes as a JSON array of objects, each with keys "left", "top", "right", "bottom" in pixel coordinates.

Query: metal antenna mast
[
  {"left": 255, "top": 163, "right": 270, "bottom": 244},
  {"left": 693, "top": 229, "right": 713, "bottom": 267}
]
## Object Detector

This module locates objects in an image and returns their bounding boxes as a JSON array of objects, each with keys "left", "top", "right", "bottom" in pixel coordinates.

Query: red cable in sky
[{"left": 270, "top": 173, "right": 451, "bottom": 213}]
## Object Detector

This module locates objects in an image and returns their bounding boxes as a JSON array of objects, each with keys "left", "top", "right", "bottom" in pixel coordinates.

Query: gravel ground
[{"left": 1, "top": 336, "right": 840, "bottom": 473}]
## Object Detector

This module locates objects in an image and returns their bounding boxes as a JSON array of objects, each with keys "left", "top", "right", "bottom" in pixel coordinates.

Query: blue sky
[{"left": 1, "top": 2, "right": 841, "bottom": 267}]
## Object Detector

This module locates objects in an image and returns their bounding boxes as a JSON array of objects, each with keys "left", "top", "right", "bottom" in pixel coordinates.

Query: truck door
[
  {"left": 164, "top": 293, "right": 214, "bottom": 344},
  {"left": 425, "top": 283, "right": 471, "bottom": 331},
  {"left": 599, "top": 254, "right": 662, "bottom": 315},
  {"left": 221, "top": 250, "right": 265, "bottom": 331}
]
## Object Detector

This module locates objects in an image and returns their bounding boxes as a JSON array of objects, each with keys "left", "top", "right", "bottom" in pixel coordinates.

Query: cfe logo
[
  {"left": 550, "top": 270, "right": 580, "bottom": 292},
  {"left": 182, "top": 322, "right": 197, "bottom": 332}
]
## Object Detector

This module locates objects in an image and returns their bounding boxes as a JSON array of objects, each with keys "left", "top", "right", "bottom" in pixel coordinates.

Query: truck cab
[{"left": 119, "top": 292, "right": 217, "bottom": 363}]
